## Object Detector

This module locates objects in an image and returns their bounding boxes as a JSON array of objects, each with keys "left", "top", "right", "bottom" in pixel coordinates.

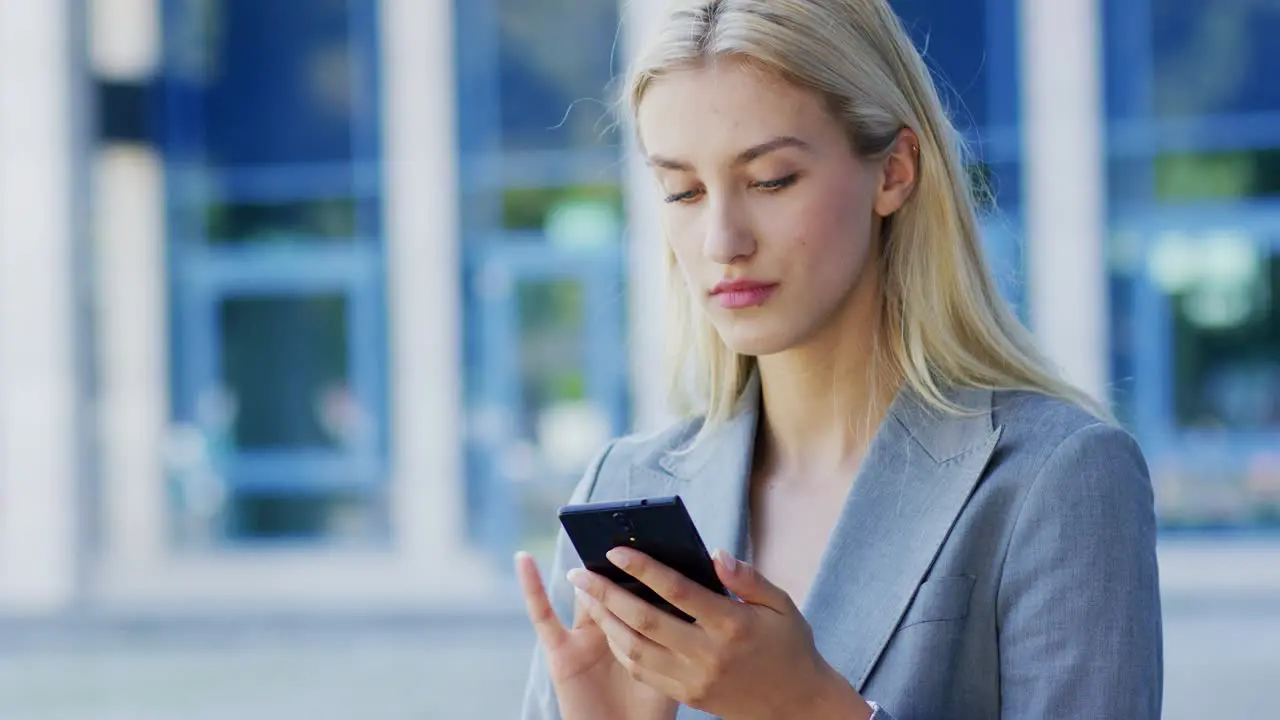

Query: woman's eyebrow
[{"left": 646, "top": 135, "right": 813, "bottom": 171}]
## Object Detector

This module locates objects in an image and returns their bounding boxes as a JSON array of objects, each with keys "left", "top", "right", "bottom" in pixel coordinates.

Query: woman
[{"left": 517, "top": 0, "right": 1163, "bottom": 718}]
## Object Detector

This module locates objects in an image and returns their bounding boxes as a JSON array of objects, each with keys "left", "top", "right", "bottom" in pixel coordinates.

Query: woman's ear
[{"left": 873, "top": 128, "right": 920, "bottom": 218}]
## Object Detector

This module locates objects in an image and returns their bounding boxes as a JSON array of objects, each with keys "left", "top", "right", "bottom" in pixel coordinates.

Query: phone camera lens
[{"left": 612, "top": 512, "right": 634, "bottom": 534}]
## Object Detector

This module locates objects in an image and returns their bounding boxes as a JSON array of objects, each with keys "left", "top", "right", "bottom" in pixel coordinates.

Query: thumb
[{"left": 713, "top": 548, "right": 793, "bottom": 611}]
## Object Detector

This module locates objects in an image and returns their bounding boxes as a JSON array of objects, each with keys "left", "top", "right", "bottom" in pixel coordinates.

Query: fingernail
[
  {"left": 566, "top": 568, "right": 589, "bottom": 590},
  {"left": 606, "top": 548, "right": 630, "bottom": 569},
  {"left": 715, "top": 548, "right": 738, "bottom": 574}
]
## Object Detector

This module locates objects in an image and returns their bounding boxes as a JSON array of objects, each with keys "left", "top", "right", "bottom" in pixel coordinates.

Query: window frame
[
  {"left": 1105, "top": 0, "right": 1280, "bottom": 531},
  {"left": 158, "top": 0, "right": 391, "bottom": 546}
]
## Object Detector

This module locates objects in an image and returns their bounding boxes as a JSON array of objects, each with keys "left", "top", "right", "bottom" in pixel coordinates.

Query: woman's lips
[{"left": 710, "top": 281, "right": 778, "bottom": 309}]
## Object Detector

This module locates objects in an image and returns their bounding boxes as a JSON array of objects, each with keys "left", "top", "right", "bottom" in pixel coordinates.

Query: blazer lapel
[
  {"left": 802, "top": 386, "right": 1003, "bottom": 691},
  {"left": 625, "top": 376, "right": 1002, "bottom": 694},
  {"left": 626, "top": 373, "right": 762, "bottom": 564}
]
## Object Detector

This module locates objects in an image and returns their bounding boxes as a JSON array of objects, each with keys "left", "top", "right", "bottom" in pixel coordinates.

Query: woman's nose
[{"left": 703, "top": 199, "right": 756, "bottom": 265}]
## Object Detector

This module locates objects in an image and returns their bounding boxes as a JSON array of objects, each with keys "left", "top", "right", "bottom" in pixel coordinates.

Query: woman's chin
[{"left": 716, "top": 324, "right": 801, "bottom": 357}]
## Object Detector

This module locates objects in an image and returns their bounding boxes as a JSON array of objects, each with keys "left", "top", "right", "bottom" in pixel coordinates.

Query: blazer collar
[
  {"left": 628, "top": 370, "right": 1003, "bottom": 689},
  {"left": 633, "top": 370, "right": 997, "bottom": 484},
  {"left": 804, "top": 383, "right": 1002, "bottom": 690}
]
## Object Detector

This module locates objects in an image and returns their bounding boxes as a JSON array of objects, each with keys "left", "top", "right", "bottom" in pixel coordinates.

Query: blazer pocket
[{"left": 897, "top": 574, "right": 976, "bottom": 631}]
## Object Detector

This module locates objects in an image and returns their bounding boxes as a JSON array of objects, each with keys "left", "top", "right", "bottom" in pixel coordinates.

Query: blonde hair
[{"left": 626, "top": 0, "right": 1109, "bottom": 430}]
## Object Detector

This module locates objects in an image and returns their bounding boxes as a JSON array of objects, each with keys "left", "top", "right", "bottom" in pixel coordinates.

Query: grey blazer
[{"left": 522, "top": 377, "right": 1163, "bottom": 719}]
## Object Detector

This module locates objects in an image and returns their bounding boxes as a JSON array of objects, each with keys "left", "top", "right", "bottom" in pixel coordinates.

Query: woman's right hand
[{"left": 517, "top": 552, "right": 677, "bottom": 720}]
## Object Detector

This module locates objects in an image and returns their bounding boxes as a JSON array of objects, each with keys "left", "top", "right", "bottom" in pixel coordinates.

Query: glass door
[
  {"left": 466, "top": 244, "right": 629, "bottom": 562},
  {"left": 454, "top": 0, "right": 631, "bottom": 563},
  {"left": 160, "top": 0, "right": 389, "bottom": 548}
]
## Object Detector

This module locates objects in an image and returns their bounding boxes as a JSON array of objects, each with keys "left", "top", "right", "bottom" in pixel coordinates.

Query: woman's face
[{"left": 637, "top": 59, "right": 913, "bottom": 357}]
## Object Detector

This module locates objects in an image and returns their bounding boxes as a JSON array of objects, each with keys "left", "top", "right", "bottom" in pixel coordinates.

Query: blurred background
[{"left": 0, "top": 0, "right": 1276, "bottom": 717}]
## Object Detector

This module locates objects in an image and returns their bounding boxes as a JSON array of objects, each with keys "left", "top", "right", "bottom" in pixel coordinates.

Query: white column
[
  {"left": 89, "top": 0, "right": 495, "bottom": 610},
  {"left": 1020, "top": 0, "right": 1109, "bottom": 402},
  {"left": 623, "top": 0, "right": 675, "bottom": 434},
  {"left": 93, "top": 147, "right": 169, "bottom": 590},
  {"left": 0, "top": 0, "right": 79, "bottom": 613},
  {"left": 87, "top": 0, "right": 170, "bottom": 597},
  {"left": 88, "top": 0, "right": 159, "bottom": 78},
  {"left": 381, "top": 0, "right": 481, "bottom": 574}
]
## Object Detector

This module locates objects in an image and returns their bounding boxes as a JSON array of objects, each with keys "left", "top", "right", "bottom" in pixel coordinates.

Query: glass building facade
[
  {"left": 157, "top": 0, "right": 391, "bottom": 547},
  {"left": 3, "top": 0, "right": 1275, "bottom": 616},
  {"left": 1104, "top": 0, "right": 1280, "bottom": 530},
  {"left": 148, "top": 0, "right": 1280, "bottom": 556}
]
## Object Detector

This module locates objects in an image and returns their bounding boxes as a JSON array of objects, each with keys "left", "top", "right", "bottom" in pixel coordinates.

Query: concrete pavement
[{"left": 1, "top": 602, "right": 1276, "bottom": 719}]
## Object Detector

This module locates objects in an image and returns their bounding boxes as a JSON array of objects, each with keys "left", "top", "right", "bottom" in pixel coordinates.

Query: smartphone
[{"left": 558, "top": 495, "right": 729, "bottom": 623}]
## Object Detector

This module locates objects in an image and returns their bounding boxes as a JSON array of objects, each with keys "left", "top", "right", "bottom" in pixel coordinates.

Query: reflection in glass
[
  {"left": 205, "top": 198, "right": 362, "bottom": 243},
  {"left": 459, "top": 0, "right": 637, "bottom": 561},
  {"left": 503, "top": 184, "right": 623, "bottom": 233},
  {"left": 1156, "top": 237, "right": 1280, "bottom": 429},
  {"left": 226, "top": 490, "right": 384, "bottom": 542},
  {"left": 1153, "top": 0, "right": 1280, "bottom": 118},
  {"left": 219, "top": 295, "right": 351, "bottom": 449},
  {"left": 161, "top": 0, "right": 388, "bottom": 550},
  {"left": 891, "top": 0, "right": 994, "bottom": 130},
  {"left": 518, "top": 281, "right": 586, "bottom": 414},
  {"left": 1155, "top": 148, "right": 1280, "bottom": 202},
  {"left": 497, "top": 0, "right": 621, "bottom": 151},
  {"left": 199, "top": 0, "right": 370, "bottom": 167},
  {"left": 512, "top": 279, "right": 613, "bottom": 554}
]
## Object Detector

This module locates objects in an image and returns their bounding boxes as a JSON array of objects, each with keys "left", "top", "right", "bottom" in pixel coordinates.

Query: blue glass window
[
  {"left": 496, "top": 0, "right": 622, "bottom": 151},
  {"left": 892, "top": 0, "right": 993, "bottom": 131},
  {"left": 1152, "top": 0, "right": 1280, "bottom": 119},
  {"left": 200, "top": 0, "right": 372, "bottom": 166},
  {"left": 1105, "top": 0, "right": 1280, "bottom": 531},
  {"left": 892, "top": 0, "right": 1024, "bottom": 313},
  {"left": 219, "top": 295, "right": 351, "bottom": 450},
  {"left": 456, "top": 0, "right": 630, "bottom": 561},
  {"left": 161, "top": 0, "right": 387, "bottom": 547}
]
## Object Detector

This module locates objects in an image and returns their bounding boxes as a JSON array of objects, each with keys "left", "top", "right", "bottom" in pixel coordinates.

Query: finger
[
  {"left": 568, "top": 569, "right": 701, "bottom": 651},
  {"left": 515, "top": 552, "right": 569, "bottom": 650},
  {"left": 578, "top": 590, "right": 685, "bottom": 685},
  {"left": 713, "top": 548, "right": 794, "bottom": 612},
  {"left": 606, "top": 547, "right": 740, "bottom": 626},
  {"left": 570, "top": 590, "right": 595, "bottom": 630},
  {"left": 568, "top": 572, "right": 595, "bottom": 631}
]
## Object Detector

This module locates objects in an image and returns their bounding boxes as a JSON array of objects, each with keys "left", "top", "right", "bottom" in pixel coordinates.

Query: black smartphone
[{"left": 558, "top": 495, "right": 729, "bottom": 623}]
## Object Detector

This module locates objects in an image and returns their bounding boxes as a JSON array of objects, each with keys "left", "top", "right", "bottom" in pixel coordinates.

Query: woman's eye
[
  {"left": 664, "top": 188, "right": 703, "bottom": 204},
  {"left": 754, "top": 174, "right": 799, "bottom": 191},
  {"left": 662, "top": 174, "right": 797, "bottom": 203}
]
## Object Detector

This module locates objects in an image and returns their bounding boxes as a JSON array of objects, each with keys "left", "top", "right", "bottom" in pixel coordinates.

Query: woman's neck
[{"left": 753, "top": 272, "right": 898, "bottom": 483}]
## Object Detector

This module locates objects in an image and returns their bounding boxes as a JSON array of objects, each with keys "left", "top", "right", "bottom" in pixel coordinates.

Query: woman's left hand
[{"left": 566, "top": 547, "right": 872, "bottom": 720}]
